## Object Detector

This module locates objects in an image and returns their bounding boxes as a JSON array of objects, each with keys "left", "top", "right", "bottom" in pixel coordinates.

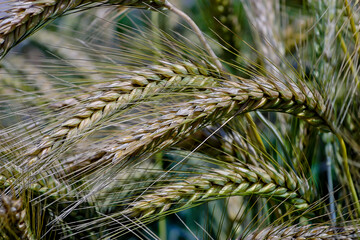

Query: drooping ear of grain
[
  {"left": 121, "top": 161, "right": 310, "bottom": 219},
  {"left": 59, "top": 75, "right": 333, "bottom": 179},
  {"left": 176, "top": 123, "right": 262, "bottom": 165},
  {"left": 25, "top": 61, "right": 221, "bottom": 169},
  {"left": 69, "top": 159, "right": 311, "bottom": 237},
  {"left": 0, "top": 0, "right": 165, "bottom": 57}
]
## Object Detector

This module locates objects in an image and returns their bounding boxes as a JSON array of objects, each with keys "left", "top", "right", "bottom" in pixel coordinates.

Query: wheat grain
[
  {"left": 244, "top": 224, "right": 360, "bottom": 240},
  {"left": 120, "top": 160, "right": 310, "bottom": 219},
  {"left": 71, "top": 160, "right": 310, "bottom": 237},
  {"left": 60, "top": 75, "right": 333, "bottom": 178},
  {"left": 0, "top": 0, "right": 165, "bottom": 57},
  {"left": 25, "top": 61, "right": 220, "bottom": 168}
]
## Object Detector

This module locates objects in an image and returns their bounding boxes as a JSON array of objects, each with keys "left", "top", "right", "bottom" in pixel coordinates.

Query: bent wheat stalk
[
  {"left": 0, "top": 0, "right": 165, "bottom": 57},
  {"left": 61, "top": 76, "right": 334, "bottom": 178},
  {"left": 244, "top": 224, "right": 360, "bottom": 240},
  {"left": 121, "top": 161, "right": 310, "bottom": 220},
  {"left": 25, "top": 62, "right": 219, "bottom": 167},
  {"left": 70, "top": 160, "right": 310, "bottom": 237}
]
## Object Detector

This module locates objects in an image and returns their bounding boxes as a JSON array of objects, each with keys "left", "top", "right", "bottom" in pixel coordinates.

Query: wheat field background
[{"left": 0, "top": 0, "right": 360, "bottom": 239}]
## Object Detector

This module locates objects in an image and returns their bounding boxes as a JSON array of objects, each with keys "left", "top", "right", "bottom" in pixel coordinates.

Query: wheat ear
[
  {"left": 120, "top": 161, "right": 310, "bottom": 219},
  {"left": 26, "top": 62, "right": 219, "bottom": 166},
  {"left": 0, "top": 193, "right": 31, "bottom": 240},
  {"left": 0, "top": 172, "right": 71, "bottom": 201},
  {"left": 0, "top": 0, "right": 165, "bottom": 57},
  {"left": 244, "top": 224, "right": 360, "bottom": 240},
  {"left": 73, "top": 160, "right": 310, "bottom": 237},
  {"left": 200, "top": 0, "right": 240, "bottom": 60},
  {"left": 61, "top": 75, "right": 333, "bottom": 178},
  {"left": 243, "top": 0, "right": 284, "bottom": 72}
]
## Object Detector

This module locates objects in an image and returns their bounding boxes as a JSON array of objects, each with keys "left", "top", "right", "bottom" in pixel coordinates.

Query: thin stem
[
  {"left": 255, "top": 111, "right": 292, "bottom": 164},
  {"left": 338, "top": 29, "right": 360, "bottom": 89},
  {"left": 342, "top": 0, "right": 360, "bottom": 52},
  {"left": 158, "top": 217, "right": 167, "bottom": 240},
  {"left": 245, "top": 113, "right": 266, "bottom": 153},
  {"left": 336, "top": 134, "right": 360, "bottom": 217}
]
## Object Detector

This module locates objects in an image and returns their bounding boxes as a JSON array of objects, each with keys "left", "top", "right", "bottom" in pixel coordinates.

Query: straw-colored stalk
[{"left": 0, "top": 0, "right": 165, "bottom": 57}]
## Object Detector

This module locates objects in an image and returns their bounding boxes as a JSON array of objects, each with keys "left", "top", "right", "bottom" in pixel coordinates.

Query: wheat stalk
[
  {"left": 0, "top": 0, "right": 165, "bottom": 57},
  {"left": 25, "top": 61, "right": 219, "bottom": 167},
  {"left": 120, "top": 161, "right": 310, "bottom": 220},
  {"left": 59, "top": 75, "right": 333, "bottom": 178},
  {"left": 244, "top": 224, "right": 360, "bottom": 240},
  {"left": 70, "top": 160, "right": 310, "bottom": 238}
]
